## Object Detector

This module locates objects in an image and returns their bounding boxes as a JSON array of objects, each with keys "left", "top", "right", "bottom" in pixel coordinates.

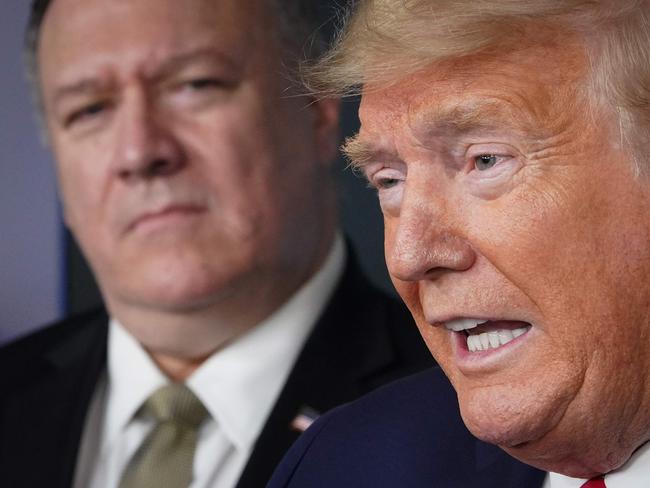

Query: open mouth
[{"left": 445, "top": 318, "right": 531, "bottom": 353}]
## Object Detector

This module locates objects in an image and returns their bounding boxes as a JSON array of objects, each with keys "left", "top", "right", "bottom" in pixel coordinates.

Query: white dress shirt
[
  {"left": 73, "top": 235, "right": 345, "bottom": 488},
  {"left": 542, "top": 441, "right": 650, "bottom": 488}
]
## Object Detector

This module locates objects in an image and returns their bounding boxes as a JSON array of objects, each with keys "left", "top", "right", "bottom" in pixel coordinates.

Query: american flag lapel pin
[{"left": 290, "top": 406, "right": 320, "bottom": 432}]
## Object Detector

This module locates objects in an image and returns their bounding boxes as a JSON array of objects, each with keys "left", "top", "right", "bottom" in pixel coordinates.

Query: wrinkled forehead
[
  {"left": 38, "top": 0, "right": 273, "bottom": 64},
  {"left": 37, "top": 0, "right": 278, "bottom": 94},
  {"left": 357, "top": 35, "right": 589, "bottom": 143}
]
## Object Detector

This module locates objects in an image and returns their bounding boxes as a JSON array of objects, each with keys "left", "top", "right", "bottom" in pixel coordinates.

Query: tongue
[{"left": 467, "top": 320, "right": 531, "bottom": 335}]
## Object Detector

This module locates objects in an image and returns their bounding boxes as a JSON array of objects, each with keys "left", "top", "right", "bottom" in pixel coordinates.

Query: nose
[
  {"left": 386, "top": 195, "right": 476, "bottom": 283},
  {"left": 113, "top": 90, "right": 185, "bottom": 182}
]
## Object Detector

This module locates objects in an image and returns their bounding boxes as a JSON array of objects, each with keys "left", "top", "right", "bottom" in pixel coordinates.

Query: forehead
[
  {"left": 357, "top": 33, "right": 588, "bottom": 145},
  {"left": 38, "top": 0, "right": 275, "bottom": 84}
]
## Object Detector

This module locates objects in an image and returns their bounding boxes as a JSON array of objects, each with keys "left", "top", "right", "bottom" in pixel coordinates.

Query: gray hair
[{"left": 24, "top": 0, "right": 338, "bottom": 110}]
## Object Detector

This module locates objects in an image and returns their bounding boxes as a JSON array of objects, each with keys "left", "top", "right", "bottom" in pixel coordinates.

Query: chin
[
  {"left": 456, "top": 383, "right": 624, "bottom": 478},
  {"left": 456, "top": 382, "right": 570, "bottom": 449},
  {"left": 151, "top": 275, "right": 235, "bottom": 310},
  {"left": 144, "top": 288, "right": 218, "bottom": 311},
  {"left": 460, "top": 401, "right": 545, "bottom": 449},
  {"left": 503, "top": 425, "right": 642, "bottom": 478},
  {"left": 112, "top": 261, "right": 239, "bottom": 312}
]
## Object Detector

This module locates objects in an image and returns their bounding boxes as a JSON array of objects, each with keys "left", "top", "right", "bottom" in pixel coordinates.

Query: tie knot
[{"left": 140, "top": 384, "right": 209, "bottom": 427}]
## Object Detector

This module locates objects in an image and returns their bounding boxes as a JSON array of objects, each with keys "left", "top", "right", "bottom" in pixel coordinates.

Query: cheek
[
  {"left": 383, "top": 217, "right": 403, "bottom": 276},
  {"left": 53, "top": 134, "right": 113, "bottom": 222},
  {"left": 468, "top": 179, "right": 601, "bottom": 314},
  {"left": 198, "top": 154, "right": 298, "bottom": 256},
  {"left": 392, "top": 279, "right": 421, "bottom": 317},
  {"left": 57, "top": 162, "right": 98, "bottom": 227},
  {"left": 392, "top": 279, "right": 450, "bottom": 359},
  {"left": 419, "top": 324, "right": 450, "bottom": 363}
]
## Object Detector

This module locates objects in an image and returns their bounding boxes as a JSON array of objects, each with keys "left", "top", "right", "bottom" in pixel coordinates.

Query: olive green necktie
[{"left": 119, "top": 384, "right": 209, "bottom": 488}]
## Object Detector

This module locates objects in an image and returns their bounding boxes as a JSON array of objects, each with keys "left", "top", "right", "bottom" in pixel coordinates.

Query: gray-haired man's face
[{"left": 36, "top": 0, "right": 339, "bottom": 354}]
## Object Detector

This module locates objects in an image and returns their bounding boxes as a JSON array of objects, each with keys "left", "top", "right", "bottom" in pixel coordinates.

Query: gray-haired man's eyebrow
[
  {"left": 151, "top": 46, "right": 244, "bottom": 82},
  {"left": 51, "top": 79, "right": 107, "bottom": 109},
  {"left": 49, "top": 46, "right": 244, "bottom": 112}
]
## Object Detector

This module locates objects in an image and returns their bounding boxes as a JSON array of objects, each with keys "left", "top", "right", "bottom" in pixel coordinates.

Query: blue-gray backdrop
[{"left": 1, "top": 1, "right": 63, "bottom": 343}]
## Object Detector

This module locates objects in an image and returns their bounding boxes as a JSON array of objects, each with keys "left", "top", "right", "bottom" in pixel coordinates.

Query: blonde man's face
[{"left": 353, "top": 36, "right": 650, "bottom": 477}]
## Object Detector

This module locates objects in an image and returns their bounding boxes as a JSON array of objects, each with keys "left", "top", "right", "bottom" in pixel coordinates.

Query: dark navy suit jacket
[
  {"left": 0, "top": 253, "right": 434, "bottom": 488},
  {"left": 268, "top": 367, "right": 546, "bottom": 488}
]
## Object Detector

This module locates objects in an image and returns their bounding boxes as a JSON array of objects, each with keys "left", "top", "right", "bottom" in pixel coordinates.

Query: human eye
[
  {"left": 371, "top": 175, "right": 402, "bottom": 190},
  {"left": 63, "top": 100, "right": 110, "bottom": 129},
  {"left": 366, "top": 167, "right": 405, "bottom": 191},
  {"left": 363, "top": 164, "right": 405, "bottom": 212},
  {"left": 172, "top": 66, "right": 235, "bottom": 94},
  {"left": 166, "top": 72, "right": 232, "bottom": 109},
  {"left": 465, "top": 142, "right": 520, "bottom": 175},
  {"left": 181, "top": 77, "right": 224, "bottom": 91},
  {"left": 464, "top": 144, "right": 523, "bottom": 198},
  {"left": 473, "top": 154, "right": 510, "bottom": 171}
]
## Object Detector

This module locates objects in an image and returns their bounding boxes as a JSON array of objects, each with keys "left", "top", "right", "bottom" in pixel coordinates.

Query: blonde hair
[{"left": 306, "top": 0, "right": 650, "bottom": 172}]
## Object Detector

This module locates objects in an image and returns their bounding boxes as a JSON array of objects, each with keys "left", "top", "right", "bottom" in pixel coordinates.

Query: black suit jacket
[
  {"left": 268, "top": 367, "right": 547, "bottom": 488},
  {"left": 0, "top": 255, "right": 433, "bottom": 488}
]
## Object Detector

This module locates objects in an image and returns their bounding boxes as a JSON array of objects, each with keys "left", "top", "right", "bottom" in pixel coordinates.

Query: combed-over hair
[{"left": 306, "top": 0, "right": 650, "bottom": 172}]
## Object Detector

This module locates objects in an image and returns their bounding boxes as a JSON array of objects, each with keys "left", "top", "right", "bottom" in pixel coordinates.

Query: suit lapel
[
  {"left": 236, "top": 253, "right": 418, "bottom": 488},
  {"left": 474, "top": 439, "right": 547, "bottom": 488},
  {"left": 0, "top": 310, "right": 108, "bottom": 488}
]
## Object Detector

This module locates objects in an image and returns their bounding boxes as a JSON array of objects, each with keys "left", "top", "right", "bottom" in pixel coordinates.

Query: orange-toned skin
[{"left": 356, "top": 32, "right": 650, "bottom": 477}]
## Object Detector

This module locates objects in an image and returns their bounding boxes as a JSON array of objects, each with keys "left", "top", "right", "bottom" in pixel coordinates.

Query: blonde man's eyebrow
[
  {"left": 342, "top": 100, "right": 521, "bottom": 171},
  {"left": 341, "top": 135, "right": 376, "bottom": 171},
  {"left": 412, "top": 97, "right": 539, "bottom": 140}
]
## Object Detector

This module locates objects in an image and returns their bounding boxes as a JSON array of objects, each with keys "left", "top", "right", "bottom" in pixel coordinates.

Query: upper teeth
[
  {"left": 444, "top": 318, "right": 486, "bottom": 332},
  {"left": 467, "top": 328, "right": 528, "bottom": 352},
  {"left": 444, "top": 318, "right": 530, "bottom": 352}
]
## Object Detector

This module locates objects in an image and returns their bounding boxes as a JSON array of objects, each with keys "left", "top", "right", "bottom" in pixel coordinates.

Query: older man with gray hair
[
  {"left": 0, "top": 0, "right": 434, "bottom": 487},
  {"left": 269, "top": 1, "right": 650, "bottom": 487}
]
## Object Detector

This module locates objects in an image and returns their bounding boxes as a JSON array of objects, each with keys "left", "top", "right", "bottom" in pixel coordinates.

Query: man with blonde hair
[{"left": 269, "top": 1, "right": 650, "bottom": 486}]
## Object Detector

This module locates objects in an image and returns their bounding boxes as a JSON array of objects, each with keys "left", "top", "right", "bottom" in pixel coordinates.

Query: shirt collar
[
  {"left": 188, "top": 233, "right": 345, "bottom": 451},
  {"left": 105, "top": 320, "right": 168, "bottom": 447},
  {"left": 105, "top": 233, "right": 346, "bottom": 452},
  {"left": 546, "top": 441, "right": 650, "bottom": 488}
]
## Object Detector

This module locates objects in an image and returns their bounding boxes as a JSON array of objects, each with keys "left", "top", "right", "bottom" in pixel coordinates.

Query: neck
[
  {"left": 104, "top": 230, "right": 339, "bottom": 379},
  {"left": 149, "top": 350, "right": 211, "bottom": 382}
]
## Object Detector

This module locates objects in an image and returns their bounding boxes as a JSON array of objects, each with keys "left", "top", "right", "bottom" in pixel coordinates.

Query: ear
[{"left": 308, "top": 96, "right": 341, "bottom": 165}]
